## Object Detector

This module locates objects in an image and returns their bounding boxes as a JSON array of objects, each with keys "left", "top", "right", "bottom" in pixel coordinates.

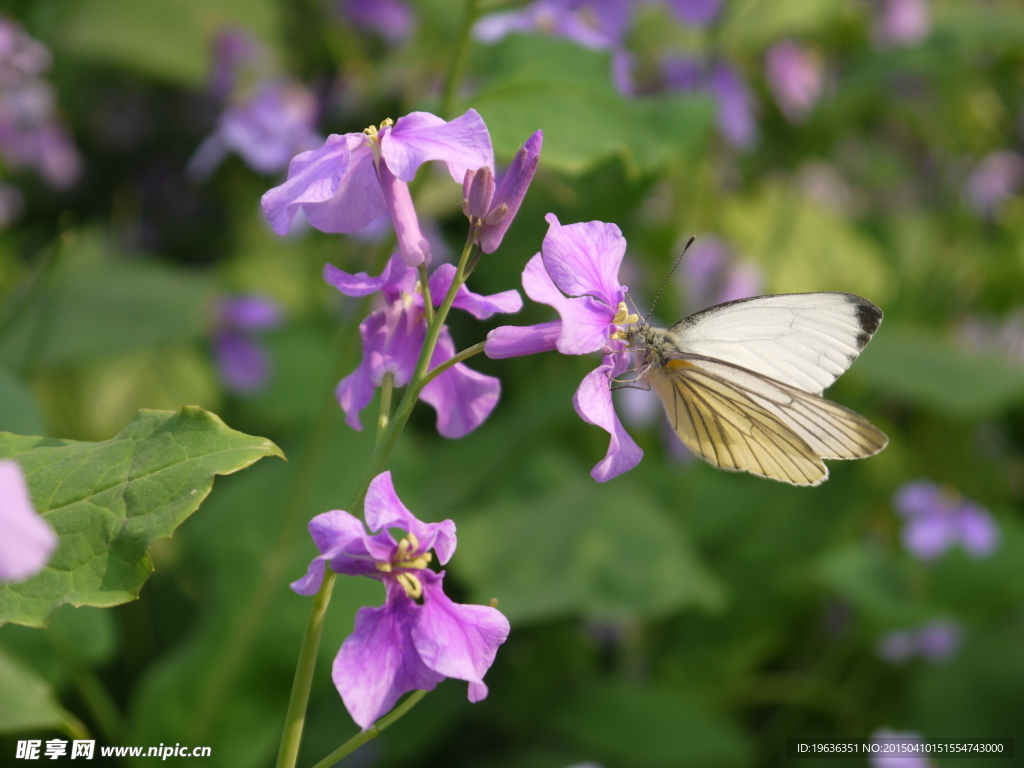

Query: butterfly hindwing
[{"left": 647, "top": 353, "right": 887, "bottom": 486}]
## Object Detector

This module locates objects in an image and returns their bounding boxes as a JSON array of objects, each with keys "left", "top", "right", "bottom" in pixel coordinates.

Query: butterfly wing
[
  {"left": 647, "top": 354, "right": 888, "bottom": 486},
  {"left": 669, "top": 292, "right": 882, "bottom": 395}
]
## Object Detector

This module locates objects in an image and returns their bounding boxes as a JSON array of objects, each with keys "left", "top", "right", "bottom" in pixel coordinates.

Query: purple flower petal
[
  {"left": 484, "top": 321, "right": 562, "bottom": 359},
  {"left": 869, "top": 729, "right": 930, "bottom": 768},
  {"left": 261, "top": 132, "right": 385, "bottom": 235},
  {"left": 668, "top": 0, "right": 721, "bottom": 25},
  {"left": 334, "top": 582, "right": 445, "bottom": 730},
  {"left": 335, "top": 353, "right": 376, "bottom": 432},
  {"left": 420, "top": 327, "right": 501, "bottom": 439},
  {"left": 916, "top": 619, "right": 962, "bottom": 663},
  {"left": 956, "top": 504, "right": 999, "bottom": 557},
  {"left": 366, "top": 302, "right": 427, "bottom": 388},
  {"left": 341, "top": 0, "right": 415, "bottom": 45},
  {"left": 428, "top": 263, "right": 523, "bottom": 318},
  {"left": 902, "top": 512, "right": 955, "bottom": 561},
  {"left": 219, "top": 295, "right": 281, "bottom": 330},
  {"left": 573, "top": 352, "right": 643, "bottom": 482},
  {"left": 0, "top": 459, "right": 56, "bottom": 583},
  {"left": 479, "top": 130, "right": 543, "bottom": 254},
  {"left": 893, "top": 480, "right": 942, "bottom": 517},
  {"left": 708, "top": 63, "right": 758, "bottom": 150},
  {"left": 382, "top": 109, "right": 494, "bottom": 184},
  {"left": 540, "top": 213, "right": 626, "bottom": 306},
  {"left": 364, "top": 471, "right": 457, "bottom": 564},
  {"left": 377, "top": 158, "right": 432, "bottom": 267},
  {"left": 876, "top": 629, "right": 916, "bottom": 664},
  {"left": 323, "top": 257, "right": 398, "bottom": 297},
  {"left": 214, "top": 331, "right": 270, "bottom": 393},
  {"left": 522, "top": 253, "right": 616, "bottom": 355},
  {"left": 462, "top": 167, "right": 495, "bottom": 218},
  {"left": 765, "top": 41, "right": 823, "bottom": 124},
  {"left": 412, "top": 571, "right": 510, "bottom": 700}
]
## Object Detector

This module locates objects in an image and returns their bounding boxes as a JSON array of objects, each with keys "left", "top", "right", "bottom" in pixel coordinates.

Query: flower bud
[
  {"left": 478, "top": 130, "right": 542, "bottom": 254},
  {"left": 462, "top": 166, "right": 495, "bottom": 219}
]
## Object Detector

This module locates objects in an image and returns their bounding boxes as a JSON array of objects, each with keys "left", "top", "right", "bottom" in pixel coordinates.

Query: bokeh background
[{"left": 2, "top": 0, "right": 1024, "bottom": 766}]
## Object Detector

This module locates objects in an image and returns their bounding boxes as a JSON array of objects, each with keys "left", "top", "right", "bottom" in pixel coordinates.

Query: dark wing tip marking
[{"left": 849, "top": 296, "right": 883, "bottom": 341}]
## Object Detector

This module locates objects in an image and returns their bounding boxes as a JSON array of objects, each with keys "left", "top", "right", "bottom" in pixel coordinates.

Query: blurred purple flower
[
  {"left": 894, "top": 481, "right": 999, "bottom": 561},
  {"left": 667, "top": 0, "right": 721, "bottom": 26},
  {"left": 877, "top": 619, "right": 963, "bottom": 665},
  {"left": 869, "top": 729, "right": 934, "bottom": 768},
  {"left": 189, "top": 81, "right": 323, "bottom": 179},
  {"left": 957, "top": 310, "right": 1024, "bottom": 365},
  {"left": 678, "top": 235, "right": 762, "bottom": 312},
  {"left": 262, "top": 110, "right": 494, "bottom": 267},
  {"left": 339, "top": 0, "right": 415, "bottom": 45},
  {"left": 765, "top": 40, "right": 824, "bottom": 123},
  {"left": 474, "top": 1, "right": 636, "bottom": 93},
  {"left": 872, "top": 0, "right": 931, "bottom": 49},
  {"left": 0, "top": 459, "right": 56, "bottom": 583},
  {"left": 0, "top": 20, "right": 81, "bottom": 189},
  {"left": 213, "top": 295, "right": 282, "bottom": 394},
  {"left": 327, "top": 253, "right": 521, "bottom": 438},
  {"left": 485, "top": 214, "right": 643, "bottom": 481},
  {"left": 209, "top": 27, "right": 268, "bottom": 100},
  {"left": 964, "top": 151, "right": 1024, "bottom": 216},
  {"left": 664, "top": 57, "right": 758, "bottom": 149},
  {"left": 292, "top": 470, "right": 509, "bottom": 730}
]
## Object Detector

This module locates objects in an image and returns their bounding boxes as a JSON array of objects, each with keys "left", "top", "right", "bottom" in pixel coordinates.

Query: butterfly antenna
[{"left": 646, "top": 235, "right": 695, "bottom": 323}]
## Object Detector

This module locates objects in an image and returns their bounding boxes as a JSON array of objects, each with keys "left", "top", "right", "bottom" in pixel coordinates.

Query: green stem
[
  {"left": 309, "top": 690, "right": 428, "bottom": 768},
  {"left": 274, "top": 573, "right": 337, "bottom": 768},
  {"left": 419, "top": 341, "right": 486, "bottom": 387},
  {"left": 439, "top": 0, "right": 481, "bottom": 119},
  {"left": 418, "top": 264, "right": 434, "bottom": 325},
  {"left": 376, "top": 372, "right": 394, "bottom": 447}
]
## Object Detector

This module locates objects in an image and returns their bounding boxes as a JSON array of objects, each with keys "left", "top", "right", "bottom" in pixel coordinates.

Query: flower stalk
[{"left": 309, "top": 690, "right": 428, "bottom": 768}]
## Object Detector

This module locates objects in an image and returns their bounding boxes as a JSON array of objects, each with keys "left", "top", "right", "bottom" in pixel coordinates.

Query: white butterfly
[{"left": 617, "top": 292, "right": 888, "bottom": 486}]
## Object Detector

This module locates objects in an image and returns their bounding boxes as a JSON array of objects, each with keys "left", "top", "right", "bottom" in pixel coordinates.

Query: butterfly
[{"left": 617, "top": 291, "right": 888, "bottom": 486}]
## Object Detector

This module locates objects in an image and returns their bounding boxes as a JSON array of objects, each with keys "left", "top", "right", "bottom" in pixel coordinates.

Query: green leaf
[
  {"left": 0, "top": 645, "right": 81, "bottom": 735},
  {"left": 855, "top": 327, "right": 1024, "bottom": 418},
  {"left": 719, "top": 0, "right": 850, "bottom": 54},
  {"left": 453, "top": 470, "right": 725, "bottom": 624},
  {"left": 550, "top": 681, "right": 751, "bottom": 768},
  {"left": 816, "top": 544, "right": 925, "bottom": 627},
  {"left": 0, "top": 236, "right": 214, "bottom": 370},
  {"left": 0, "top": 406, "right": 283, "bottom": 628},
  {"left": 59, "top": 0, "right": 280, "bottom": 86},
  {"left": 467, "top": 36, "right": 713, "bottom": 174},
  {"left": 0, "top": 368, "right": 45, "bottom": 435}
]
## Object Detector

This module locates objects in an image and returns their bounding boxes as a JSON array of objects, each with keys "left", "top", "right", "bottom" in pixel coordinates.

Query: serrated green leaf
[
  {"left": 855, "top": 327, "right": 1024, "bottom": 417},
  {"left": 0, "top": 406, "right": 283, "bottom": 628},
  {"left": 0, "top": 645, "right": 80, "bottom": 735},
  {"left": 467, "top": 35, "right": 713, "bottom": 174}
]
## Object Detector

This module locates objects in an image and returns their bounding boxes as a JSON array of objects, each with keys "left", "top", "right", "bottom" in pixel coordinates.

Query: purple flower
[
  {"left": 765, "top": 40, "right": 824, "bottom": 123},
  {"left": 894, "top": 481, "right": 999, "bottom": 561},
  {"left": 664, "top": 58, "right": 758, "bottom": 149},
  {"left": 188, "top": 81, "right": 323, "bottom": 178},
  {"left": 470, "top": 130, "right": 543, "bottom": 254},
  {"left": 485, "top": 214, "right": 643, "bottom": 481},
  {"left": 262, "top": 110, "right": 494, "bottom": 267},
  {"left": 0, "top": 21, "right": 82, "bottom": 189},
  {"left": 327, "top": 253, "right": 521, "bottom": 438},
  {"left": 872, "top": 0, "right": 931, "bottom": 49},
  {"left": 212, "top": 295, "right": 282, "bottom": 394},
  {"left": 677, "top": 235, "right": 762, "bottom": 312},
  {"left": 473, "top": 1, "right": 636, "bottom": 93},
  {"left": 877, "top": 619, "right": 963, "bottom": 665},
  {"left": 291, "top": 470, "right": 509, "bottom": 729},
  {"left": 339, "top": 0, "right": 415, "bottom": 45},
  {"left": 0, "top": 459, "right": 56, "bottom": 583},
  {"left": 209, "top": 27, "right": 268, "bottom": 100},
  {"left": 666, "top": 0, "right": 720, "bottom": 25},
  {"left": 965, "top": 151, "right": 1024, "bottom": 216},
  {"left": 869, "top": 729, "right": 934, "bottom": 768}
]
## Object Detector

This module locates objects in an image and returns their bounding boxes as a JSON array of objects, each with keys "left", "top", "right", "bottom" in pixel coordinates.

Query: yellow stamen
[
  {"left": 376, "top": 562, "right": 392, "bottom": 573},
  {"left": 379, "top": 117, "right": 393, "bottom": 130},
  {"left": 396, "top": 572, "right": 423, "bottom": 600},
  {"left": 611, "top": 301, "right": 639, "bottom": 326},
  {"left": 609, "top": 330, "right": 628, "bottom": 341}
]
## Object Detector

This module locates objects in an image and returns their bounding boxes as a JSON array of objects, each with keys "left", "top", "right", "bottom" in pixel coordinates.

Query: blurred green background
[{"left": 2, "top": 0, "right": 1024, "bottom": 766}]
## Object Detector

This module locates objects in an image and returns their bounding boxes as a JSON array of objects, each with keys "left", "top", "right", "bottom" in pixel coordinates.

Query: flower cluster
[
  {"left": 292, "top": 471, "right": 509, "bottom": 729},
  {"left": 0, "top": 18, "right": 81, "bottom": 190},
  {"left": 188, "top": 28, "right": 323, "bottom": 179},
  {"left": 765, "top": 40, "right": 824, "bottom": 124},
  {"left": 327, "top": 254, "right": 521, "bottom": 438},
  {"left": 0, "top": 459, "right": 56, "bottom": 583},
  {"left": 894, "top": 481, "right": 999, "bottom": 561},
  {"left": 876, "top": 619, "right": 963, "bottom": 665}
]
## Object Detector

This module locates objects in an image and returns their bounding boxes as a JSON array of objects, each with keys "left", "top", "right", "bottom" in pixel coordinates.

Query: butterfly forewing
[{"left": 668, "top": 292, "right": 882, "bottom": 395}]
